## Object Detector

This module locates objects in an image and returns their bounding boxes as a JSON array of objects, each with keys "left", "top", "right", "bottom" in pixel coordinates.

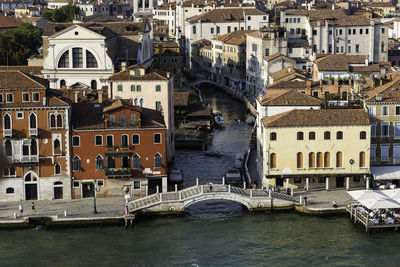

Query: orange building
[
  {"left": 70, "top": 98, "right": 167, "bottom": 199},
  {"left": 0, "top": 70, "right": 71, "bottom": 201}
]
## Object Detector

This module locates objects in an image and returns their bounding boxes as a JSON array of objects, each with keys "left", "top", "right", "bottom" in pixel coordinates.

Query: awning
[
  {"left": 371, "top": 166, "right": 400, "bottom": 180},
  {"left": 347, "top": 189, "right": 400, "bottom": 209}
]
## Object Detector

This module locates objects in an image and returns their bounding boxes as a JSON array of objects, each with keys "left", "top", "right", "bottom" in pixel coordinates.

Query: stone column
[
  {"left": 326, "top": 177, "right": 329, "bottom": 191},
  {"left": 306, "top": 178, "right": 309, "bottom": 191},
  {"left": 162, "top": 177, "right": 168, "bottom": 193},
  {"left": 266, "top": 178, "right": 270, "bottom": 190},
  {"left": 346, "top": 177, "right": 350, "bottom": 190},
  {"left": 365, "top": 175, "right": 370, "bottom": 190}
]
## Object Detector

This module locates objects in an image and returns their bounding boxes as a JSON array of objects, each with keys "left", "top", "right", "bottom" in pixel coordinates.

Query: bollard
[
  {"left": 175, "top": 184, "right": 178, "bottom": 192},
  {"left": 268, "top": 188, "right": 271, "bottom": 198},
  {"left": 243, "top": 181, "right": 246, "bottom": 189},
  {"left": 196, "top": 178, "right": 199, "bottom": 186},
  {"left": 291, "top": 188, "right": 294, "bottom": 196},
  {"left": 300, "top": 195, "right": 303, "bottom": 204},
  {"left": 229, "top": 184, "right": 231, "bottom": 193},
  {"left": 13, "top": 212, "right": 16, "bottom": 219},
  {"left": 156, "top": 186, "right": 159, "bottom": 194},
  {"left": 160, "top": 193, "right": 163, "bottom": 202},
  {"left": 201, "top": 185, "right": 204, "bottom": 194},
  {"left": 250, "top": 189, "right": 253, "bottom": 198},
  {"left": 64, "top": 210, "right": 67, "bottom": 217},
  {"left": 222, "top": 176, "right": 225, "bottom": 185},
  {"left": 179, "top": 191, "right": 182, "bottom": 200}
]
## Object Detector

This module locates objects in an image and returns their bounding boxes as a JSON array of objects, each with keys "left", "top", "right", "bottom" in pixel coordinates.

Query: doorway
[
  {"left": 54, "top": 181, "right": 63, "bottom": 199},
  {"left": 336, "top": 177, "right": 344, "bottom": 188},
  {"left": 24, "top": 172, "right": 38, "bottom": 200},
  {"left": 82, "top": 183, "right": 94, "bottom": 198}
]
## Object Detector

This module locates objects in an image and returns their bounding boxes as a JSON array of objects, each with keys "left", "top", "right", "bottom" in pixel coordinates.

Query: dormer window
[
  {"left": 134, "top": 70, "right": 140, "bottom": 76},
  {"left": 109, "top": 114, "right": 115, "bottom": 123}
]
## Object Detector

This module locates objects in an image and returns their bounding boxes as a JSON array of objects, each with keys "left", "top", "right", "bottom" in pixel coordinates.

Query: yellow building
[{"left": 260, "top": 109, "right": 371, "bottom": 190}]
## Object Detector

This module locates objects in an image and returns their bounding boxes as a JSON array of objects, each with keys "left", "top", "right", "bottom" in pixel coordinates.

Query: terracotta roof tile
[
  {"left": 315, "top": 54, "right": 366, "bottom": 71},
  {"left": 0, "top": 14, "right": 22, "bottom": 29},
  {"left": 0, "top": 70, "right": 47, "bottom": 89},
  {"left": 108, "top": 64, "right": 169, "bottom": 81},
  {"left": 188, "top": 8, "right": 267, "bottom": 23},
  {"left": 260, "top": 89, "right": 324, "bottom": 106}
]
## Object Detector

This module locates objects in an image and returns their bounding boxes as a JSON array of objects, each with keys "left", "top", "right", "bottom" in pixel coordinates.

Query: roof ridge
[{"left": 19, "top": 71, "right": 47, "bottom": 88}]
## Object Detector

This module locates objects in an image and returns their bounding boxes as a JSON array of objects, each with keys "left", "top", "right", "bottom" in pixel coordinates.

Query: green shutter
[
  {"left": 156, "top": 85, "right": 161, "bottom": 92},
  {"left": 117, "top": 85, "right": 123, "bottom": 91},
  {"left": 131, "top": 85, "right": 135, "bottom": 91},
  {"left": 137, "top": 85, "right": 141, "bottom": 92}
]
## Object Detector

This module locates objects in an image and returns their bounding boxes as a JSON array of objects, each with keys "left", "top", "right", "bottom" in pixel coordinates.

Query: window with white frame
[
  {"left": 371, "top": 124, "right": 376, "bottom": 137},
  {"left": 95, "top": 135, "right": 103, "bottom": 146},
  {"left": 381, "top": 123, "right": 389, "bottom": 136},
  {"left": 96, "top": 155, "right": 104, "bottom": 171},
  {"left": 382, "top": 106, "right": 389, "bottom": 116},
  {"left": 154, "top": 133, "right": 161, "bottom": 144},
  {"left": 133, "top": 180, "right": 140, "bottom": 189},
  {"left": 370, "top": 146, "right": 376, "bottom": 160},
  {"left": 132, "top": 134, "right": 140, "bottom": 145},
  {"left": 396, "top": 106, "right": 400, "bottom": 116},
  {"left": 73, "top": 180, "right": 80, "bottom": 188},
  {"left": 395, "top": 123, "right": 400, "bottom": 138},
  {"left": 72, "top": 136, "right": 80, "bottom": 146},
  {"left": 381, "top": 145, "right": 389, "bottom": 160},
  {"left": 368, "top": 106, "right": 376, "bottom": 116},
  {"left": 22, "top": 93, "right": 29, "bottom": 102},
  {"left": 6, "top": 93, "right": 13, "bottom": 103},
  {"left": 32, "top": 92, "right": 40, "bottom": 102},
  {"left": 97, "top": 179, "right": 104, "bottom": 187},
  {"left": 394, "top": 146, "right": 400, "bottom": 159},
  {"left": 73, "top": 156, "right": 81, "bottom": 171},
  {"left": 54, "top": 163, "right": 61, "bottom": 175},
  {"left": 16, "top": 112, "right": 24, "bottom": 120},
  {"left": 0, "top": 94, "right": 3, "bottom": 103},
  {"left": 106, "top": 135, "right": 114, "bottom": 147},
  {"left": 132, "top": 154, "right": 140, "bottom": 169},
  {"left": 154, "top": 153, "right": 162, "bottom": 168}
]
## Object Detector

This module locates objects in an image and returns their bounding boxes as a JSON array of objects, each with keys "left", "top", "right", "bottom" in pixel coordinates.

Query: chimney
[
  {"left": 306, "top": 80, "right": 312, "bottom": 88},
  {"left": 74, "top": 91, "right": 79, "bottom": 103},
  {"left": 98, "top": 90, "right": 103, "bottom": 103},
  {"left": 376, "top": 94, "right": 382, "bottom": 101},
  {"left": 365, "top": 56, "right": 369, "bottom": 66},
  {"left": 121, "top": 61, "right": 127, "bottom": 71}
]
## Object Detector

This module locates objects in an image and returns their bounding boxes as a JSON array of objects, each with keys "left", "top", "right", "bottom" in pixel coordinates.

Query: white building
[{"left": 42, "top": 21, "right": 153, "bottom": 89}]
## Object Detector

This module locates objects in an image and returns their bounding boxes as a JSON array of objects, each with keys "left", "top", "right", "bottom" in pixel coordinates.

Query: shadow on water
[{"left": 183, "top": 200, "right": 247, "bottom": 220}]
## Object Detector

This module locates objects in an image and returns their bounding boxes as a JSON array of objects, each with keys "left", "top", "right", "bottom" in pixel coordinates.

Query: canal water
[{"left": 1, "top": 85, "right": 400, "bottom": 266}]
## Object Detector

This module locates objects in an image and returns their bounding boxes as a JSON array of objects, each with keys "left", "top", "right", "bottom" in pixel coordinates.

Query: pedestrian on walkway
[
  {"left": 19, "top": 202, "right": 24, "bottom": 215},
  {"left": 332, "top": 200, "right": 337, "bottom": 208},
  {"left": 209, "top": 182, "right": 213, "bottom": 192},
  {"left": 32, "top": 202, "right": 35, "bottom": 212}
]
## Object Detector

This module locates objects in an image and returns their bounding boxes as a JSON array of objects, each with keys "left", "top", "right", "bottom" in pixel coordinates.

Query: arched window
[
  {"left": 154, "top": 153, "right": 162, "bottom": 169},
  {"left": 309, "top": 131, "right": 315, "bottom": 140},
  {"left": 360, "top": 131, "right": 366, "bottom": 140},
  {"left": 6, "top": 187, "right": 14, "bottom": 194},
  {"left": 29, "top": 113, "right": 37, "bottom": 129},
  {"left": 3, "top": 113, "right": 11, "bottom": 129},
  {"left": 317, "top": 152, "right": 323, "bottom": 167},
  {"left": 309, "top": 152, "right": 315, "bottom": 168},
  {"left": 54, "top": 139, "right": 61, "bottom": 155},
  {"left": 270, "top": 132, "right": 277, "bottom": 140},
  {"left": 86, "top": 51, "right": 98, "bottom": 68},
  {"left": 96, "top": 155, "right": 104, "bottom": 171},
  {"left": 324, "top": 152, "right": 330, "bottom": 168},
  {"left": 58, "top": 50, "right": 69, "bottom": 68},
  {"left": 134, "top": 98, "right": 138, "bottom": 106},
  {"left": 50, "top": 114, "right": 56, "bottom": 128},
  {"left": 270, "top": 153, "right": 277, "bottom": 169},
  {"left": 359, "top": 152, "right": 366, "bottom": 167},
  {"left": 73, "top": 156, "right": 81, "bottom": 171},
  {"left": 24, "top": 172, "right": 37, "bottom": 182},
  {"left": 121, "top": 135, "right": 128, "bottom": 147},
  {"left": 336, "top": 152, "right": 343, "bottom": 168},
  {"left": 107, "top": 156, "right": 115, "bottom": 168},
  {"left": 297, "top": 152, "right": 303, "bottom": 169},
  {"left": 140, "top": 98, "right": 143, "bottom": 107},
  {"left": 91, "top": 80, "right": 97, "bottom": 89},
  {"left": 57, "top": 114, "right": 63, "bottom": 128},
  {"left": 60, "top": 80, "right": 66, "bottom": 88},
  {"left": 297, "top": 132, "right": 304, "bottom": 140},
  {"left": 336, "top": 131, "right": 343, "bottom": 140},
  {"left": 132, "top": 154, "right": 140, "bottom": 169},
  {"left": 5, "top": 139, "right": 12, "bottom": 156},
  {"left": 324, "top": 131, "right": 330, "bottom": 140},
  {"left": 54, "top": 163, "right": 61, "bottom": 174},
  {"left": 381, "top": 42, "right": 385, "bottom": 52},
  {"left": 31, "top": 139, "right": 37, "bottom": 155}
]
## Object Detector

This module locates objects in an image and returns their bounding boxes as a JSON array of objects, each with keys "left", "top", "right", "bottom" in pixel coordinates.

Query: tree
[
  {"left": 43, "top": 5, "right": 79, "bottom": 22},
  {"left": 0, "top": 23, "right": 43, "bottom": 65}
]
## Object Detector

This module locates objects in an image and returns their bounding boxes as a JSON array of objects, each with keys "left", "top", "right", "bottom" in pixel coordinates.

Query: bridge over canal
[{"left": 126, "top": 184, "right": 298, "bottom": 215}]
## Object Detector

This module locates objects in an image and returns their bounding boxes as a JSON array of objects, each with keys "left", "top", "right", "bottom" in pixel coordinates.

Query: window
[
  {"left": 29, "top": 113, "right": 37, "bottom": 129},
  {"left": 252, "top": 44, "right": 257, "bottom": 52},
  {"left": 359, "top": 152, "right": 366, "bottom": 168},
  {"left": 106, "top": 135, "right": 114, "bottom": 147},
  {"left": 6, "top": 187, "right": 14, "bottom": 194},
  {"left": 16, "top": 112, "right": 24, "bottom": 119},
  {"left": 154, "top": 153, "right": 162, "bottom": 168},
  {"left": 130, "top": 114, "right": 137, "bottom": 123},
  {"left": 73, "top": 156, "right": 81, "bottom": 171},
  {"left": 313, "top": 29, "right": 317, "bottom": 35},
  {"left": 324, "top": 152, "right": 330, "bottom": 168},
  {"left": 133, "top": 180, "right": 140, "bottom": 189},
  {"left": 368, "top": 106, "right": 376, "bottom": 116},
  {"left": 382, "top": 28, "right": 385, "bottom": 34},
  {"left": 22, "top": 93, "right": 29, "bottom": 102},
  {"left": 107, "top": 156, "right": 115, "bottom": 168},
  {"left": 309, "top": 132, "right": 316, "bottom": 140},
  {"left": 247, "top": 16, "right": 251, "bottom": 20},
  {"left": 97, "top": 180, "right": 104, "bottom": 187},
  {"left": 58, "top": 50, "right": 69, "bottom": 68},
  {"left": 91, "top": 80, "right": 97, "bottom": 89},
  {"left": 382, "top": 106, "right": 389, "bottom": 116},
  {"left": 3, "top": 113, "right": 11, "bottom": 129},
  {"left": 6, "top": 93, "right": 13, "bottom": 103},
  {"left": 270, "top": 132, "right": 277, "bottom": 141},
  {"left": 121, "top": 135, "right": 129, "bottom": 147},
  {"left": 133, "top": 154, "right": 140, "bottom": 169},
  {"left": 136, "top": 85, "right": 141, "bottom": 92},
  {"left": 72, "top": 136, "right": 80, "bottom": 146},
  {"left": 339, "top": 29, "right": 342, "bottom": 35},
  {"left": 72, "top": 48, "right": 83, "bottom": 68},
  {"left": 134, "top": 70, "right": 140, "bottom": 76},
  {"left": 60, "top": 80, "right": 66, "bottom": 87},
  {"left": 156, "top": 101, "right": 162, "bottom": 111},
  {"left": 309, "top": 152, "right": 315, "bottom": 168},
  {"left": 336, "top": 131, "right": 343, "bottom": 140},
  {"left": 318, "top": 177, "right": 326, "bottom": 183},
  {"left": 366, "top": 29, "right": 369, "bottom": 34},
  {"left": 360, "top": 131, "right": 367, "bottom": 140},
  {"left": 324, "top": 131, "right": 330, "bottom": 140},
  {"left": 227, "top": 26, "right": 231, "bottom": 33},
  {"left": 132, "top": 134, "right": 140, "bottom": 145},
  {"left": 394, "top": 146, "right": 400, "bottom": 159},
  {"left": 140, "top": 98, "right": 143, "bottom": 107},
  {"left": 216, "top": 26, "right": 220, "bottom": 34},
  {"left": 348, "top": 29, "right": 351, "bottom": 35},
  {"left": 381, "top": 123, "right": 389, "bottom": 136},
  {"left": 122, "top": 156, "right": 130, "bottom": 168},
  {"left": 270, "top": 153, "right": 276, "bottom": 169},
  {"left": 117, "top": 85, "right": 123, "bottom": 91},
  {"left": 395, "top": 123, "right": 400, "bottom": 138},
  {"left": 360, "top": 29, "right": 363, "bottom": 34},
  {"left": 356, "top": 44, "right": 360, "bottom": 53},
  {"left": 156, "top": 85, "right": 161, "bottom": 92},
  {"left": 55, "top": 163, "right": 61, "bottom": 175},
  {"left": 370, "top": 146, "right": 376, "bottom": 160},
  {"left": 120, "top": 114, "right": 126, "bottom": 124},
  {"left": 109, "top": 114, "right": 115, "bottom": 123},
  {"left": 396, "top": 106, "right": 400, "bottom": 115},
  {"left": 348, "top": 46, "right": 351, "bottom": 53},
  {"left": 353, "top": 29, "right": 356, "bottom": 35},
  {"left": 192, "top": 25, "right": 196, "bottom": 34},
  {"left": 336, "top": 152, "right": 343, "bottom": 168},
  {"left": 297, "top": 152, "right": 303, "bottom": 169},
  {"left": 265, "top": 48, "right": 269, "bottom": 56},
  {"left": 210, "top": 28, "right": 214, "bottom": 34},
  {"left": 131, "top": 85, "right": 135, "bottom": 91},
  {"left": 53, "top": 139, "right": 61, "bottom": 155},
  {"left": 381, "top": 145, "right": 389, "bottom": 160},
  {"left": 0, "top": 94, "right": 3, "bottom": 103},
  {"left": 297, "top": 132, "right": 304, "bottom": 140},
  {"left": 154, "top": 133, "right": 161, "bottom": 144},
  {"left": 317, "top": 152, "right": 323, "bottom": 167},
  {"left": 73, "top": 181, "right": 80, "bottom": 188},
  {"left": 86, "top": 51, "right": 98, "bottom": 68},
  {"left": 95, "top": 135, "right": 103, "bottom": 146}
]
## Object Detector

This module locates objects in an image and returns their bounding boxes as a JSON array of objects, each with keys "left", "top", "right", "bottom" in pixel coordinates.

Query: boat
[
  {"left": 234, "top": 153, "right": 244, "bottom": 169},
  {"left": 203, "top": 150, "right": 222, "bottom": 157},
  {"left": 247, "top": 116, "right": 256, "bottom": 125},
  {"left": 225, "top": 168, "right": 242, "bottom": 185},
  {"left": 169, "top": 169, "right": 183, "bottom": 184},
  {"left": 214, "top": 112, "right": 224, "bottom": 127}
]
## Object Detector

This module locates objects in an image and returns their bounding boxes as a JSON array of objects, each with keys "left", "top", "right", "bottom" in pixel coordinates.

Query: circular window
[{"left": 75, "top": 31, "right": 79, "bottom": 35}]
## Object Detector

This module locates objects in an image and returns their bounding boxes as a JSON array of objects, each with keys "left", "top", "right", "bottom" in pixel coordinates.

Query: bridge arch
[
  {"left": 181, "top": 194, "right": 255, "bottom": 212},
  {"left": 192, "top": 79, "right": 220, "bottom": 88}
]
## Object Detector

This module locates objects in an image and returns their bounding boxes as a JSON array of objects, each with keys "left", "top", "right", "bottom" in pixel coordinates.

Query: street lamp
[{"left": 88, "top": 180, "right": 101, "bottom": 214}]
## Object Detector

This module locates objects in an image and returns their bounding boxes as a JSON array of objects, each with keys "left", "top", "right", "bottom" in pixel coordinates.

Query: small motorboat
[
  {"left": 169, "top": 169, "right": 183, "bottom": 184},
  {"left": 214, "top": 112, "right": 224, "bottom": 127},
  {"left": 225, "top": 168, "right": 242, "bottom": 185},
  {"left": 203, "top": 150, "right": 222, "bottom": 157}
]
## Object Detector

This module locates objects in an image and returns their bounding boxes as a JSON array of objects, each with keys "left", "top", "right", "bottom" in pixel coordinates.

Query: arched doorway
[
  {"left": 54, "top": 181, "right": 63, "bottom": 199},
  {"left": 24, "top": 172, "right": 38, "bottom": 200}
]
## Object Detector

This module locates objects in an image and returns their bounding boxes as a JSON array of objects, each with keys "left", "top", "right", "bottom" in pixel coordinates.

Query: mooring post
[
  {"left": 228, "top": 184, "right": 231, "bottom": 193},
  {"left": 250, "top": 189, "right": 253, "bottom": 198},
  {"left": 196, "top": 178, "right": 199, "bottom": 186},
  {"left": 156, "top": 186, "right": 159, "bottom": 194},
  {"left": 222, "top": 176, "right": 225, "bottom": 185},
  {"left": 201, "top": 185, "right": 204, "bottom": 194},
  {"left": 243, "top": 181, "right": 246, "bottom": 189},
  {"left": 160, "top": 193, "right": 163, "bottom": 202},
  {"left": 179, "top": 191, "right": 182, "bottom": 200},
  {"left": 175, "top": 184, "right": 178, "bottom": 192},
  {"left": 64, "top": 210, "right": 67, "bottom": 217},
  {"left": 268, "top": 188, "right": 272, "bottom": 198},
  {"left": 13, "top": 213, "right": 16, "bottom": 219}
]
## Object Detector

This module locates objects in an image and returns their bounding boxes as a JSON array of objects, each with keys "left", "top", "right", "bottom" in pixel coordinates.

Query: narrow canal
[{"left": 2, "top": 85, "right": 400, "bottom": 266}]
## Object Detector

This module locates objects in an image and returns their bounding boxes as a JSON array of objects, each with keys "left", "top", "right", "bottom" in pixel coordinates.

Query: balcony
[
  {"left": 3, "top": 129, "right": 12, "bottom": 137},
  {"left": 7, "top": 155, "right": 39, "bottom": 163},
  {"left": 105, "top": 168, "right": 132, "bottom": 178},
  {"left": 29, "top": 128, "right": 38, "bottom": 137}
]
